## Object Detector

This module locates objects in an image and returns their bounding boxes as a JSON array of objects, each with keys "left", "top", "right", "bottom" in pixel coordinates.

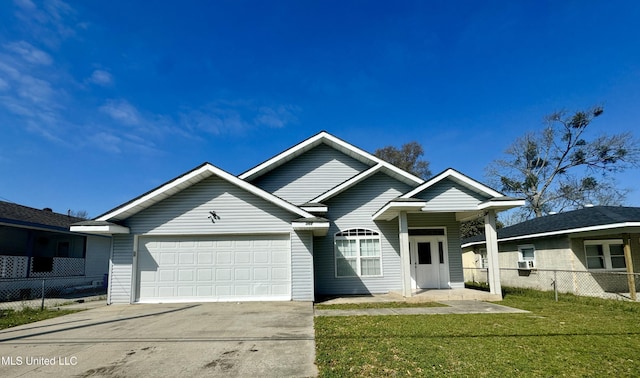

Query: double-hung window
[
  {"left": 335, "top": 228, "right": 382, "bottom": 277},
  {"left": 584, "top": 240, "right": 626, "bottom": 270}
]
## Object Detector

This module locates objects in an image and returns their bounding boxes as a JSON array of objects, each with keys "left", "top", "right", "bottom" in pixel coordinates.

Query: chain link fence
[
  {"left": 464, "top": 267, "right": 640, "bottom": 301},
  {"left": 0, "top": 275, "right": 107, "bottom": 311}
]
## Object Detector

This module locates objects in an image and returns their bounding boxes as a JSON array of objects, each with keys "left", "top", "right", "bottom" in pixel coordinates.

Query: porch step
[{"left": 390, "top": 288, "right": 503, "bottom": 302}]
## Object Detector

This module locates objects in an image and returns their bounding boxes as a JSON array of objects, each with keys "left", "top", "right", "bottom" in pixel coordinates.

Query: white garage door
[{"left": 136, "top": 235, "right": 291, "bottom": 303}]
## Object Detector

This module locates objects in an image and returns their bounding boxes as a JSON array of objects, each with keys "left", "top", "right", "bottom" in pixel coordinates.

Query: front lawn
[
  {"left": 315, "top": 289, "right": 640, "bottom": 377},
  {"left": 0, "top": 308, "right": 79, "bottom": 330}
]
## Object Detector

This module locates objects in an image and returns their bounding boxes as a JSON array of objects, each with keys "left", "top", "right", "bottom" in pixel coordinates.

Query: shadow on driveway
[{"left": 0, "top": 302, "right": 317, "bottom": 377}]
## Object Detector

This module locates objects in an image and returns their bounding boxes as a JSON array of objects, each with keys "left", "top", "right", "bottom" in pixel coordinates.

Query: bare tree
[
  {"left": 487, "top": 106, "right": 639, "bottom": 219},
  {"left": 374, "top": 141, "right": 432, "bottom": 179},
  {"left": 68, "top": 209, "right": 90, "bottom": 219}
]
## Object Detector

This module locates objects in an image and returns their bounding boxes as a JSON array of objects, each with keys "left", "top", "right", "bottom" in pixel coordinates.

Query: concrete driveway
[{"left": 0, "top": 302, "right": 317, "bottom": 377}]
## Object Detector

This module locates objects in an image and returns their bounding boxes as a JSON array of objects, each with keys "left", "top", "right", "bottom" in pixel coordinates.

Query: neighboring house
[
  {"left": 0, "top": 201, "right": 111, "bottom": 300},
  {"left": 72, "top": 131, "right": 523, "bottom": 304},
  {"left": 462, "top": 206, "right": 640, "bottom": 296}
]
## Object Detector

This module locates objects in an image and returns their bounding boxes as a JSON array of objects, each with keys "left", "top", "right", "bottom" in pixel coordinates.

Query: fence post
[
  {"left": 40, "top": 279, "right": 45, "bottom": 310},
  {"left": 554, "top": 270, "right": 558, "bottom": 302},
  {"left": 623, "top": 234, "right": 636, "bottom": 301}
]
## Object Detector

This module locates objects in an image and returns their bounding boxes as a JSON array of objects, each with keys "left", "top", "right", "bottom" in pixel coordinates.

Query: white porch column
[
  {"left": 484, "top": 210, "right": 502, "bottom": 297},
  {"left": 399, "top": 211, "right": 412, "bottom": 297}
]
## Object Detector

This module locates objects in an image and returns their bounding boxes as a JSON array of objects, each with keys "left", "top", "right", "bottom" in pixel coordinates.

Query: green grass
[
  {"left": 0, "top": 308, "right": 79, "bottom": 330},
  {"left": 315, "top": 288, "right": 640, "bottom": 377},
  {"left": 315, "top": 301, "right": 447, "bottom": 310}
]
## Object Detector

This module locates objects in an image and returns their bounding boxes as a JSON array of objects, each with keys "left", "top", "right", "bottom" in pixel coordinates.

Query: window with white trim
[
  {"left": 518, "top": 245, "right": 535, "bottom": 262},
  {"left": 584, "top": 240, "right": 626, "bottom": 270},
  {"left": 335, "top": 228, "right": 382, "bottom": 277},
  {"left": 478, "top": 248, "right": 488, "bottom": 269}
]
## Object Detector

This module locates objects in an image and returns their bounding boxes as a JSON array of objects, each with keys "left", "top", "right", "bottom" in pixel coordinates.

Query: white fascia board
[
  {"left": 239, "top": 131, "right": 423, "bottom": 185},
  {"left": 96, "top": 164, "right": 215, "bottom": 221},
  {"left": 70, "top": 224, "right": 130, "bottom": 235},
  {"left": 312, "top": 164, "right": 383, "bottom": 203},
  {"left": 477, "top": 199, "right": 526, "bottom": 211},
  {"left": 461, "top": 240, "right": 486, "bottom": 249},
  {"left": 98, "top": 163, "right": 313, "bottom": 221},
  {"left": 292, "top": 221, "right": 330, "bottom": 236},
  {"left": 403, "top": 169, "right": 503, "bottom": 199},
  {"left": 239, "top": 133, "right": 326, "bottom": 180},
  {"left": 372, "top": 201, "right": 428, "bottom": 221},
  {"left": 320, "top": 133, "right": 423, "bottom": 185},
  {"left": 463, "top": 222, "right": 640, "bottom": 247},
  {"left": 498, "top": 222, "right": 640, "bottom": 243},
  {"left": 300, "top": 205, "right": 328, "bottom": 213}
]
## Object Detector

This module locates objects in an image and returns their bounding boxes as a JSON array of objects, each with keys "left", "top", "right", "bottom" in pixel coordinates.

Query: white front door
[{"left": 410, "top": 236, "right": 449, "bottom": 289}]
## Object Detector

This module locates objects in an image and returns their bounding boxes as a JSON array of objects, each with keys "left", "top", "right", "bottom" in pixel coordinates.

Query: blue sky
[{"left": 1, "top": 0, "right": 639, "bottom": 218}]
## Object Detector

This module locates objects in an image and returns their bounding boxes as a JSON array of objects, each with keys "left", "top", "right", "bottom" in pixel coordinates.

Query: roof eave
[
  {"left": 97, "top": 163, "right": 314, "bottom": 222},
  {"left": 372, "top": 201, "right": 428, "bottom": 221},
  {"left": 70, "top": 223, "right": 130, "bottom": 235},
  {"left": 292, "top": 220, "right": 330, "bottom": 236}
]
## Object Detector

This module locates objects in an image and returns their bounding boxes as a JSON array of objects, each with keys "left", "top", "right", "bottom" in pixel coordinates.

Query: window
[
  {"left": 335, "top": 228, "right": 382, "bottom": 277},
  {"left": 518, "top": 245, "right": 535, "bottom": 262},
  {"left": 584, "top": 240, "right": 626, "bottom": 270},
  {"left": 478, "top": 248, "right": 488, "bottom": 269}
]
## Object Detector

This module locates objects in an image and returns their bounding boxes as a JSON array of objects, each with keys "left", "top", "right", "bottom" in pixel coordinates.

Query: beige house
[{"left": 462, "top": 206, "right": 640, "bottom": 298}]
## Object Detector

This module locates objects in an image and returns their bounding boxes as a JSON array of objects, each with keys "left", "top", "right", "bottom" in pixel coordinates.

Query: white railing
[{"left": 0, "top": 255, "right": 85, "bottom": 278}]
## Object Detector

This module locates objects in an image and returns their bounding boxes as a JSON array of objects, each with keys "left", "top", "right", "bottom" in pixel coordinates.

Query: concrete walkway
[{"left": 315, "top": 300, "right": 529, "bottom": 316}]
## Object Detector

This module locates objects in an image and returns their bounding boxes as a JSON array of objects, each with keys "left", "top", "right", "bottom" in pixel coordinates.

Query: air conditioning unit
[{"left": 518, "top": 260, "right": 534, "bottom": 269}]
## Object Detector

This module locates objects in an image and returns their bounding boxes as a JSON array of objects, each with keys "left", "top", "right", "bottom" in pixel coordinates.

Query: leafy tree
[
  {"left": 487, "top": 106, "right": 639, "bottom": 219},
  {"left": 374, "top": 141, "right": 432, "bottom": 179}
]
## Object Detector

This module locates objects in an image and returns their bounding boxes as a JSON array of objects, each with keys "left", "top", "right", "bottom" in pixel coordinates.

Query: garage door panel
[
  {"left": 216, "top": 252, "right": 232, "bottom": 264},
  {"left": 137, "top": 235, "right": 291, "bottom": 303}
]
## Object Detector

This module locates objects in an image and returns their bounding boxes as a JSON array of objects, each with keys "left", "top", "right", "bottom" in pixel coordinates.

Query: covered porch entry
[{"left": 372, "top": 169, "right": 525, "bottom": 299}]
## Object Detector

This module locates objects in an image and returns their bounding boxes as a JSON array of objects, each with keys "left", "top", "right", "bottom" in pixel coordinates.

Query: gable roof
[
  {"left": 402, "top": 168, "right": 504, "bottom": 199},
  {"left": 462, "top": 206, "right": 640, "bottom": 247},
  {"left": 95, "top": 162, "right": 315, "bottom": 222},
  {"left": 310, "top": 163, "right": 416, "bottom": 204},
  {"left": 0, "top": 201, "right": 84, "bottom": 232},
  {"left": 238, "top": 131, "right": 424, "bottom": 186}
]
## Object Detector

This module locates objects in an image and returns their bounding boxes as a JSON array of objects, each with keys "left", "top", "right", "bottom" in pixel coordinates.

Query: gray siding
[
  {"left": 109, "top": 234, "right": 134, "bottom": 304},
  {"left": 85, "top": 235, "right": 111, "bottom": 277},
  {"left": 314, "top": 172, "right": 413, "bottom": 295},
  {"left": 250, "top": 143, "right": 370, "bottom": 205},
  {"left": 291, "top": 230, "right": 314, "bottom": 301},
  {"left": 415, "top": 179, "right": 488, "bottom": 211},
  {"left": 408, "top": 213, "right": 464, "bottom": 284},
  {"left": 108, "top": 175, "right": 315, "bottom": 304},
  {"left": 126, "top": 176, "right": 294, "bottom": 235}
]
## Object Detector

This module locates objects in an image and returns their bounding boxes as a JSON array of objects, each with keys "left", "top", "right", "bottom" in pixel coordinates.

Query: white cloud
[
  {"left": 87, "top": 69, "right": 113, "bottom": 86},
  {"left": 88, "top": 132, "right": 122, "bottom": 154},
  {"left": 179, "top": 101, "right": 300, "bottom": 135},
  {"left": 3, "top": 41, "right": 52, "bottom": 65},
  {"left": 14, "top": 0, "right": 37, "bottom": 11},
  {"left": 254, "top": 105, "right": 299, "bottom": 128},
  {"left": 99, "top": 99, "right": 141, "bottom": 126},
  {"left": 0, "top": 78, "right": 9, "bottom": 91},
  {"left": 14, "top": 0, "right": 78, "bottom": 48}
]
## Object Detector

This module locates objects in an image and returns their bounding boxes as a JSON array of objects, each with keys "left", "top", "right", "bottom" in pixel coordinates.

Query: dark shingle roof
[
  {"left": 0, "top": 201, "right": 84, "bottom": 231},
  {"left": 463, "top": 206, "right": 640, "bottom": 245}
]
